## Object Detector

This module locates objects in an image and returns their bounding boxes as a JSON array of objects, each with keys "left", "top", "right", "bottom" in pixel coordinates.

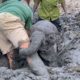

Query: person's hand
[
  {"left": 19, "top": 48, "right": 31, "bottom": 59},
  {"left": 19, "top": 48, "right": 27, "bottom": 58},
  {"left": 19, "top": 47, "right": 33, "bottom": 58}
]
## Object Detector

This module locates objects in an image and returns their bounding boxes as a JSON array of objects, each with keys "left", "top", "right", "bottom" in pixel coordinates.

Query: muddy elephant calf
[
  {"left": 20, "top": 20, "right": 58, "bottom": 66},
  {"left": 19, "top": 20, "right": 58, "bottom": 80}
]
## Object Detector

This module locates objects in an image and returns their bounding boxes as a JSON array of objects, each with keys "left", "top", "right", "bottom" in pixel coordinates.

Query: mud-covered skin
[
  {"left": 20, "top": 31, "right": 45, "bottom": 57},
  {"left": 20, "top": 20, "right": 58, "bottom": 66}
]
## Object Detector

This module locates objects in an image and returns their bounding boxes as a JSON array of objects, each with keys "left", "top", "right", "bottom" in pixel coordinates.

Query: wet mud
[{"left": 0, "top": 13, "right": 80, "bottom": 80}]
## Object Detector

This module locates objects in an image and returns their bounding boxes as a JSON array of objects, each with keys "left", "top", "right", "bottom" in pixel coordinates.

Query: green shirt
[
  {"left": 0, "top": 0, "right": 33, "bottom": 28},
  {"left": 38, "top": 0, "right": 64, "bottom": 21}
]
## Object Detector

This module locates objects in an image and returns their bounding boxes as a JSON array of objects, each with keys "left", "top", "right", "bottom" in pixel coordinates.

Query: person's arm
[
  {"left": 33, "top": 0, "right": 40, "bottom": 13},
  {"left": 21, "top": 0, "right": 30, "bottom": 5},
  {"left": 25, "top": 0, "right": 30, "bottom": 5},
  {"left": 59, "top": 0, "right": 67, "bottom": 13}
]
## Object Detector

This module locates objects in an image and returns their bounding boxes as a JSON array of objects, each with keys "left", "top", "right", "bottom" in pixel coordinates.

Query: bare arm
[
  {"left": 33, "top": 0, "right": 40, "bottom": 13},
  {"left": 60, "top": 0, "right": 67, "bottom": 13},
  {"left": 21, "top": 0, "right": 30, "bottom": 5},
  {"left": 25, "top": 0, "right": 30, "bottom": 5}
]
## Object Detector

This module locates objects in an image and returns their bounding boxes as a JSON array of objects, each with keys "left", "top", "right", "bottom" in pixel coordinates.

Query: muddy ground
[
  {"left": 0, "top": 0, "right": 80, "bottom": 79},
  {"left": 0, "top": 12, "right": 80, "bottom": 80}
]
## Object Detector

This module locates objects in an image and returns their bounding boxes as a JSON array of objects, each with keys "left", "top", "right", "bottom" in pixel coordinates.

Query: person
[
  {"left": 33, "top": 0, "right": 67, "bottom": 32},
  {"left": 0, "top": 0, "right": 32, "bottom": 69}
]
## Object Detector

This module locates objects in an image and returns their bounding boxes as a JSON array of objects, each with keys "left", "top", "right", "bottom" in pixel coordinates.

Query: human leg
[{"left": 51, "top": 19, "right": 62, "bottom": 32}]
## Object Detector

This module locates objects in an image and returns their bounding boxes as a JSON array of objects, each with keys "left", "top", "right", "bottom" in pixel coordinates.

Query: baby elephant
[{"left": 20, "top": 20, "right": 58, "bottom": 80}]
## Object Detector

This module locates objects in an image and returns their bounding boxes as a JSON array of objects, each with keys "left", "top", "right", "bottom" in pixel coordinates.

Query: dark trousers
[{"left": 38, "top": 18, "right": 61, "bottom": 32}]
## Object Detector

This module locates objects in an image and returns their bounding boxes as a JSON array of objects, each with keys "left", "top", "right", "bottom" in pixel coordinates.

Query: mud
[
  {"left": 0, "top": 66, "right": 80, "bottom": 80},
  {"left": 58, "top": 13, "right": 80, "bottom": 67},
  {"left": 0, "top": 13, "right": 80, "bottom": 80}
]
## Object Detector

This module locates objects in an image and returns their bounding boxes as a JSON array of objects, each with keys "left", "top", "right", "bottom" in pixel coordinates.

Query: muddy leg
[
  {"left": 7, "top": 50, "right": 15, "bottom": 69},
  {"left": 27, "top": 53, "right": 50, "bottom": 80}
]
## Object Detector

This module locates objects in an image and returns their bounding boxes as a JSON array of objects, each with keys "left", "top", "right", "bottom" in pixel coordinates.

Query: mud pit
[{"left": 0, "top": 13, "right": 80, "bottom": 80}]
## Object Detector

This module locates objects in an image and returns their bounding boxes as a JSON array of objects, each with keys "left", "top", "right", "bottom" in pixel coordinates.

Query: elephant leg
[{"left": 27, "top": 53, "right": 50, "bottom": 80}]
